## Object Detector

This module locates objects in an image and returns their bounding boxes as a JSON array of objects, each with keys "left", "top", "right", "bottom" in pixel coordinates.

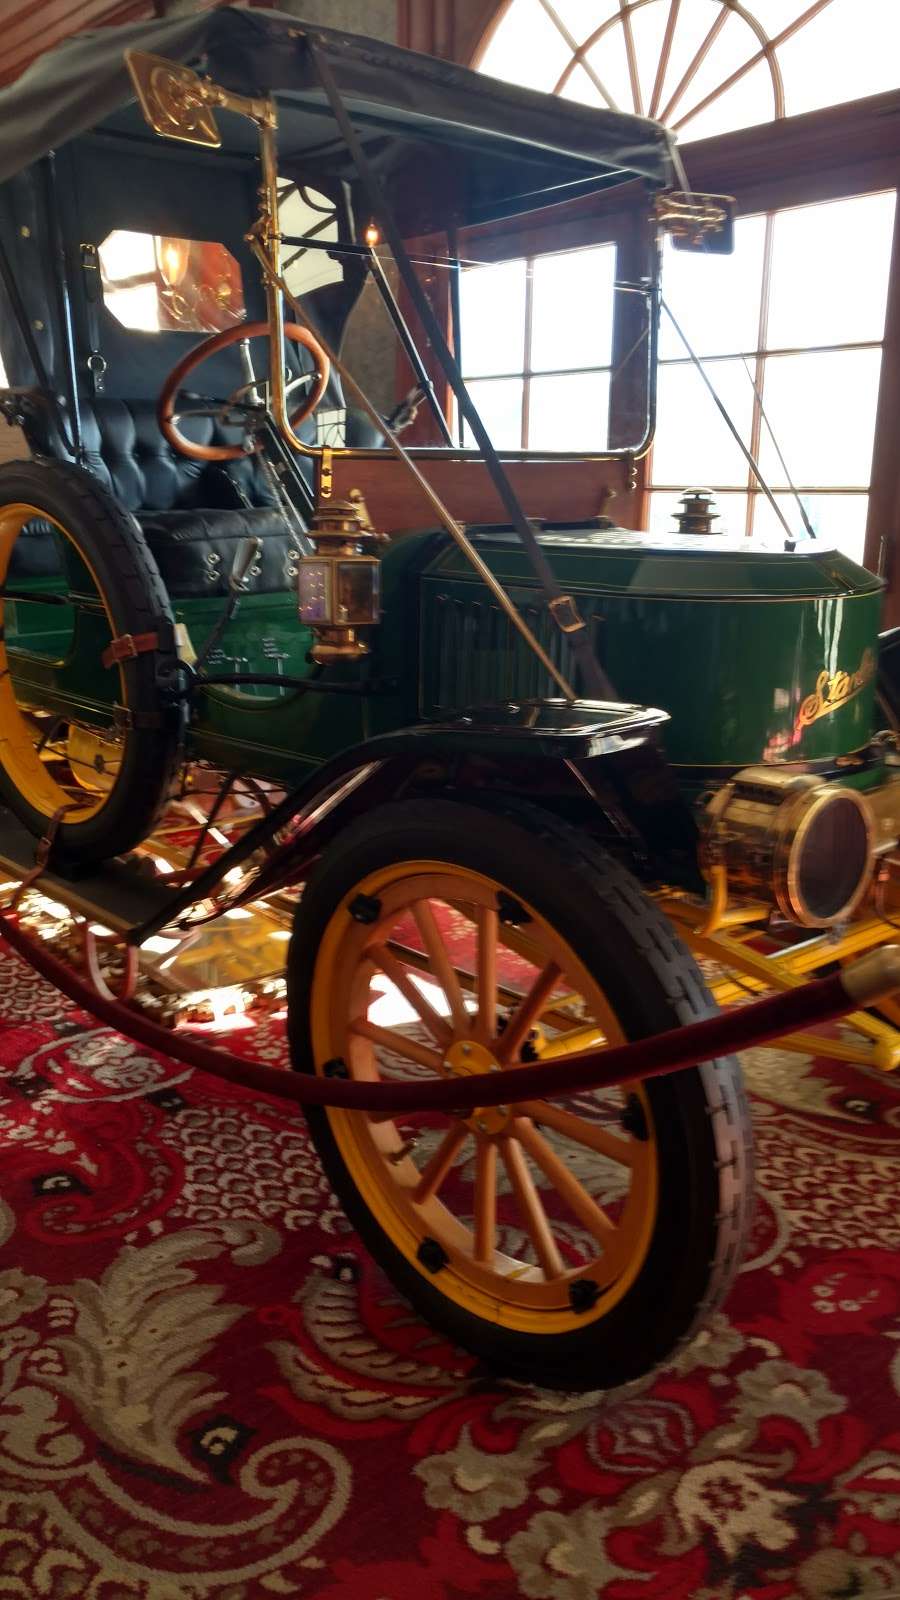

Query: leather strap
[{"left": 102, "top": 630, "right": 159, "bottom": 669}]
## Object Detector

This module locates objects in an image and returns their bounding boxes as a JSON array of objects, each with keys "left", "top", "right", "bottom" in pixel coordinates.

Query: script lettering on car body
[{"left": 797, "top": 648, "right": 876, "bottom": 728}]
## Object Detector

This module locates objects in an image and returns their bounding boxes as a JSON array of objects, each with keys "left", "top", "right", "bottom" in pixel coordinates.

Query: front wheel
[{"left": 288, "top": 799, "right": 753, "bottom": 1391}]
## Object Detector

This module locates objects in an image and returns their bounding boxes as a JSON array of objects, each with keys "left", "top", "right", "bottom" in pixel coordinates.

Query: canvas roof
[{"left": 0, "top": 5, "right": 677, "bottom": 228}]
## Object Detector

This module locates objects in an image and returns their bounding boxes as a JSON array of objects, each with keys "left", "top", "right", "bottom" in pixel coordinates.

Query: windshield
[{"left": 304, "top": 219, "right": 657, "bottom": 458}]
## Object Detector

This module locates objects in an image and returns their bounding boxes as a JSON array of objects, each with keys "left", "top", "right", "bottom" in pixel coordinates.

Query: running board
[{"left": 0, "top": 808, "right": 179, "bottom": 935}]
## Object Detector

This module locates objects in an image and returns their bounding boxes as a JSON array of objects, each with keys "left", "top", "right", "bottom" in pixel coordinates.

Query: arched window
[
  {"left": 467, "top": 0, "right": 900, "bottom": 564},
  {"left": 477, "top": 0, "right": 900, "bottom": 144}
]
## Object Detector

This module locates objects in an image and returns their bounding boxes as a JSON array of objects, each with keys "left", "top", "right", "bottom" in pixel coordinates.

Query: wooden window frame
[
  {"left": 441, "top": 83, "right": 900, "bottom": 610},
  {"left": 454, "top": 209, "right": 637, "bottom": 454},
  {"left": 398, "top": 4, "right": 900, "bottom": 592}
]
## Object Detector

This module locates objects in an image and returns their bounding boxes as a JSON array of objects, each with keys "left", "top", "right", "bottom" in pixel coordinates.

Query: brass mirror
[{"left": 125, "top": 50, "right": 221, "bottom": 148}]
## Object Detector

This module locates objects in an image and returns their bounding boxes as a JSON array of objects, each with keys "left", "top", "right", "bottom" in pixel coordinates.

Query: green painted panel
[
  {"left": 419, "top": 526, "right": 884, "bottom": 768},
  {"left": 2, "top": 518, "right": 886, "bottom": 784}
]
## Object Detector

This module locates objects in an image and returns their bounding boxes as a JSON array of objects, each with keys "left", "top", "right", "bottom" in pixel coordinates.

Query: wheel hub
[{"left": 442, "top": 1038, "right": 510, "bottom": 1135}]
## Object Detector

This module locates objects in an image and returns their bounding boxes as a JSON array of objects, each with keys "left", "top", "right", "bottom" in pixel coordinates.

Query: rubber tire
[
  {"left": 288, "top": 798, "right": 754, "bottom": 1391},
  {"left": 0, "top": 458, "right": 182, "bottom": 866}
]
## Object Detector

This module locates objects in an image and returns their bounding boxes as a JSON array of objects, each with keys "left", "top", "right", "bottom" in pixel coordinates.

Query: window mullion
[{"left": 746, "top": 210, "right": 775, "bottom": 537}]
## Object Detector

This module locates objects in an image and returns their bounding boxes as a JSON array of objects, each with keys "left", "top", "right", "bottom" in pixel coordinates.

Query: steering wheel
[{"left": 157, "top": 320, "right": 331, "bottom": 462}]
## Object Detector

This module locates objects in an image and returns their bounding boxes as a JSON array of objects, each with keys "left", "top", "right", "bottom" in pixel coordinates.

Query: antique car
[{"left": 0, "top": 5, "right": 895, "bottom": 1392}]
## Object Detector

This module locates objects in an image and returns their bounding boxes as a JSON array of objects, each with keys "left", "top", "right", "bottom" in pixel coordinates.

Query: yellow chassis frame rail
[
  {"left": 662, "top": 896, "right": 900, "bottom": 1072},
  {"left": 0, "top": 793, "right": 898, "bottom": 1068}
]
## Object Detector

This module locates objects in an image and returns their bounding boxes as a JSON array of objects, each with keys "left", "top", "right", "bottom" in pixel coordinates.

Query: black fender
[{"left": 129, "top": 698, "right": 699, "bottom": 942}]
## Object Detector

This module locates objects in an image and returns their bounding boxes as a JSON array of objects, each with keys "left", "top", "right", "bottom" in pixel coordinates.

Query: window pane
[
  {"left": 477, "top": 0, "right": 571, "bottom": 91},
  {"left": 528, "top": 372, "right": 610, "bottom": 451},
  {"left": 279, "top": 183, "right": 341, "bottom": 296},
  {"left": 767, "top": 192, "right": 896, "bottom": 351},
  {"left": 477, "top": 0, "right": 900, "bottom": 143},
  {"left": 752, "top": 493, "right": 870, "bottom": 567},
  {"left": 678, "top": 58, "right": 776, "bottom": 144},
  {"left": 649, "top": 489, "right": 748, "bottom": 539},
  {"left": 652, "top": 360, "right": 755, "bottom": 487},
  {"left": 761, "top": 0, "right": 900, "bottom": 119},
  {"left": 530, "top": 245, "right": 615, "bottom": 373},
  {"left": 756, "top": 349, "right": 883, "bottom": 488},
  {"left": 460, "top": 259, "right": 527, "bottom": 378},
  {"left": 656, "top": 0, "right": 775, "bottom": 138},
  {"left": 659, "top": 215, "right": 766, "bottom": 360},
  {"left": 463, "top": 377, "right": 524, "bottom": 449},
  {"left": 575, "top": 30, "right": 634, "bottom": 112},
  {"left": 98, "top": 230, "right": 245, "bottom": 334}
]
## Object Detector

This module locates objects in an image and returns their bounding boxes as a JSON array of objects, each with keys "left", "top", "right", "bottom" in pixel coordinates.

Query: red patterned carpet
[{"left": 0, "top": 941, "right": 897, "bottom": 1599}]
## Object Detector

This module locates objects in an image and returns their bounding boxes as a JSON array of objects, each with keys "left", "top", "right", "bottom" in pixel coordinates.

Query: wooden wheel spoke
[
  {"left": 473, "top": 1139, "right": 497, "bottom": 1263},
  {"left": 387, "top": 937, "right": 577, "bottom": 1030},
  {"left": 476, "top": 905, "right": 498, "bottom": 1044},
  {"left": 412, "top": 900, "right": 469, "bottom": 1032},
  {"left": 350, "top": 1016, "right": 444, "bottom": 1072},
  {"left": 502, "top": 1136, "right": 564, "bottom": 1279},
  {"left": 517, "top": 1100, "right": 636, "bottom": 1168},
  {"left": 413, "top": 1123, "right": 468, "bottom": 1204},
  {"left": 512, "top": 1118, "right": 616, "bottom": 1244},
  {"left": 367, "top": 942, "right": 453, "bottom": 1046},
  {"left": 494, "top": 960, "right": 561, "bottom": 1064}
]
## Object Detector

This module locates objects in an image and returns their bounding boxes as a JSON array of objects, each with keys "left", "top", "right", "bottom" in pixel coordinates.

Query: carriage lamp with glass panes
[{"left": 298, "top": 490, "right": 383, "bottom": 661}]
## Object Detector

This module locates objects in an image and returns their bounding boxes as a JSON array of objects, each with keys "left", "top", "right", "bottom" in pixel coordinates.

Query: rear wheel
[
  {"left": 0, "top": 460, "right": 182, "bottom": 865},
  {"left": 288, "top": 799, "right": 753, "bottom": 1390}
]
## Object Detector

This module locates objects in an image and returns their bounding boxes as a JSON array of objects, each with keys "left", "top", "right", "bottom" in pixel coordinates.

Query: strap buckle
[{"left": 548, "top": 594, "right": 586, "bottom": 634}]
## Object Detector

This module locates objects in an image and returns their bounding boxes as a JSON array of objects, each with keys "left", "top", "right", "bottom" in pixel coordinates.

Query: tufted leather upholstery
[
  {"left": 75, "top": 396, "right": 290, "bottom": 514},
  {"left": 13, "top": 394, "right": 307, "bottom": 595}
]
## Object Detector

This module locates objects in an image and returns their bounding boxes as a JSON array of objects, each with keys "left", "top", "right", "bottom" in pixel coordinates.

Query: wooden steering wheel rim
[{"left": 157, "top": 319, "right": 331, "bottom": 463}]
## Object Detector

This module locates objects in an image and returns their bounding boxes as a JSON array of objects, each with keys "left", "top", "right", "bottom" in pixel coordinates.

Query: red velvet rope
[{"left": 0, "top": 910, "right": 855, "bottom": 1113}]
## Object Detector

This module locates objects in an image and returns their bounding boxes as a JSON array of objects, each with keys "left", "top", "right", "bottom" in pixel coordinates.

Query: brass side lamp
[{"left": 298, "top": 491, "right": 383, "bottom": 662}]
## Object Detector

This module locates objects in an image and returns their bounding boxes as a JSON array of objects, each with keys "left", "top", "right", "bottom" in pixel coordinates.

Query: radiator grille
[{"left": 421, "top": 586, "right": 604, "bottom": 714}]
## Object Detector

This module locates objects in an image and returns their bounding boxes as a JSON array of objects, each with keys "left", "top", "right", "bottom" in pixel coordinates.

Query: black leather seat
[
  {"left": 81, "top": 396, "right": 299, "bottom": 596},
  {"left": 17, "top": 393, "right": 300, "bottom": 597},
  {"left": 141, "top": 506, "right": 298, "bottom": 597},
  {"left": 15, "top": 385, "right": 383, "bottom": 596}
]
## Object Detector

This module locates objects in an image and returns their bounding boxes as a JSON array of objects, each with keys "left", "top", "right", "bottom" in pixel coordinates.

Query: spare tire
[{"left": 0, "top": 458, "right": 183, "bottom": 866}]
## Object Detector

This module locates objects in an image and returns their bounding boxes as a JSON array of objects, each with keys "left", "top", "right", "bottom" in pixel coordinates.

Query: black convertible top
[{"left": 0, "top": 5, "right": 676, "bottom": 228}]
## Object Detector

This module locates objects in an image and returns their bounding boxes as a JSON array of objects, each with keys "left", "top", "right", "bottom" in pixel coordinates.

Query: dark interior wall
[
  {"left": 398, "top": 0, "right": 500, "bottom": 64},
  {"left": 161, "top": 0, "right": 397, "bottom": 34},
  {"left": 278, "top": 0, "right": 396, "bottom": 35}
]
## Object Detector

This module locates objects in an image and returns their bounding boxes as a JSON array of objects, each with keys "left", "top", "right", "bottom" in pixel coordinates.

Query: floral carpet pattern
[{"left": 0, "top": 945, "right": 896, "bottom": 1598}]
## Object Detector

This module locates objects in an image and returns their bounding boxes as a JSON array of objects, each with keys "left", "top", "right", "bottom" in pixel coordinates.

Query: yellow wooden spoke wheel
[
  {"left": 288, "top": 799, "right": 754, "bottom": 1391},
  {"left": 0, "top": 460, "right": 182, "bottom": 865}
]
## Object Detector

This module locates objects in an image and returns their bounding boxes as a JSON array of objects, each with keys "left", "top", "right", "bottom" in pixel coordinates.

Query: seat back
[{"left": 77, "top": 396, "right": 281, "bottom": 513}]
